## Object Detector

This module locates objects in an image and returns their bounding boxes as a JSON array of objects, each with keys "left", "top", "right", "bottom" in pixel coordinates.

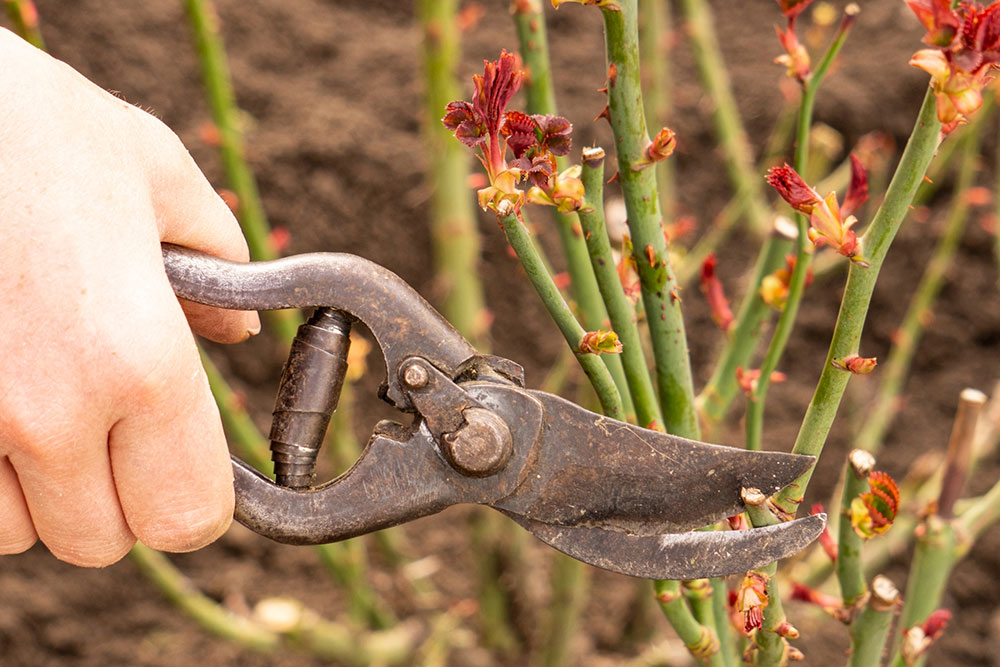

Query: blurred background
[{"left": 2, "top": 1, "right": 998, "bottom": 664}]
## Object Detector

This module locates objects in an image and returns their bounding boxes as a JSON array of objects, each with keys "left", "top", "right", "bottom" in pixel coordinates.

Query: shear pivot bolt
[
  {"left": 442, "top": 407, "right": 513, "bottom": 477},
  {"left": 402, "top": 362, "right": 430, "bottom": 389}
]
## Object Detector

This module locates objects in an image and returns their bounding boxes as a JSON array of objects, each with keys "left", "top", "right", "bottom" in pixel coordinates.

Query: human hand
[{"left": 0, "top": 28, "right": 259, "bottom": 566}]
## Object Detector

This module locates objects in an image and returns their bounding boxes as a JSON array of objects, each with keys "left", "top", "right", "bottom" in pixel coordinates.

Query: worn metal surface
[
  {"left": 269, "top": 308, "right": 352, "bottom": 488},
  {"left": 163, "top": 244, "right": 825, "bottom": 579}
]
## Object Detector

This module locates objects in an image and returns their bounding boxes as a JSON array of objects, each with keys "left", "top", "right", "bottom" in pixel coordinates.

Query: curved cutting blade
[
  {"left": 507, "top": 513, "right": 827, "bottom": 579},
  {"left": 488, "top": 390, "right": 814, "bottom": 534}
]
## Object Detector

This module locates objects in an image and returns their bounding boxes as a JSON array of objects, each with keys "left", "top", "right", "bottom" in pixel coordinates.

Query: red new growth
[
  {"left": 700, "top": 254, "right": 733, "bottom": 331},
  {"left": 907, "top": 1, "right": 1000, "bottom": 127},
  {"left": 443, "top": 51, "right": 579, "bottom": 214},
  {"left": 735, "top": 572, "right": 770, "bottom": 633},
  {"left": 766, "top": 158, "right": 870, "bottom": 266}
]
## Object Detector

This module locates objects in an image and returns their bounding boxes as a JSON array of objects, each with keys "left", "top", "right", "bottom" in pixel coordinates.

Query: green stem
[
  {"left": 129, "top": 544, "right": 279, "bottom": 651},
  {"left": 579, "top": 151, "right": 663, "bottom": 428},
  {"left": 837, "top": 450, "right": 872, "bottom": 608},
  {"left": 130, "top": 544, "right": 415, "bottom": 663},
  {"left": 468, "top": 511, "right": 520, "bottom": 654},
  {"left": 959, "top": 474, "right": 1000, "bottom": 542},
  {"left": 182, "top": 0, "right": 298, "bottom": 341},
  {"left": 601, "top": 0, "right": 697, "bottom": 437},
  {"left": 697, "top": 237, "right": 789, "bottom": 430},
  {"left": 744, "top": 9, "right": 854, "bottom": 451},
  {"left": 497, "top": 208, "right": 624, "bottom": 420},
  {"left": 889, "top": 515, "right": 956, "bottom": 667},
  {"left": 639, "top": 0, "right": 677, "bottom": 222},
  {"left": 677, "top": 0, "right": 771, "bottom": 235},
  {"left": 773, "top": 88, "right": 941, "bottom": 515},
  {"left": 539, "top": 552, "right": 590, "bottom": 667},
  {"left": 743, "top": 502, "right": 791, "bottom": 666},
  {"left": 854, "top": 115, "right": 984, "bottom": 454},
  {"left": 848, "top": 575, "right": 900, "bottom": 667},
  {"left": 654, "top": 580, "right": 724, "bottom": 666},
  {"left": 3, "top": 0, "right": 44, "bottom": 48},
  {"left": 418, "top": 0, "right": 488, "bottom": 349},
  {"left": 513, "top": 0, "right": 634, "bottom": 418},
  {"left": 710, "top": 577, "right": 738, "bottom": 667}
]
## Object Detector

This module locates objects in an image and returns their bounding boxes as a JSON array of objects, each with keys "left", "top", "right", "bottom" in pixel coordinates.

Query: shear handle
[
  {"left": 162, "top": 243, "right": 477, "bottom": 409},
  {"left": 233, "top": 423, "right": 465, "bottom": 544}
]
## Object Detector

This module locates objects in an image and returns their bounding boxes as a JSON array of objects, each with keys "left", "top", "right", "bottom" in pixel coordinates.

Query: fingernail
[{"left": 246, "top": 311, "right": 261, "bottom": 336}]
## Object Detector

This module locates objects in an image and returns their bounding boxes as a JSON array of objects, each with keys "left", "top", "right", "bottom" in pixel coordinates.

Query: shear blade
[
  {"left": 489, "top": 390, "right": 815, "bottom": 534},
  {"left": 508, "top": 514, "right": 827, "bottom": 580}
]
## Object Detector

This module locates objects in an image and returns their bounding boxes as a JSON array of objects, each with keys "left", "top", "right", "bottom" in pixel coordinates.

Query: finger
[
  {"left": 7, "top": 424, "right": 135, "bottom": 567},
  {"left": 108, "top": 287, "right": 235, "bottom": 552},
  {"left": 138, "top": 113, "right": 260, "bottom": 343},
  {"left": 0, "top": 456, "right": 37, "bottom": 554}
]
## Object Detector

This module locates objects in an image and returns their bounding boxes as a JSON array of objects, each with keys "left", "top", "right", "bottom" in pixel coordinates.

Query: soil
[{"left": 2, "top": 0, "right": 999, "bottom": 665}]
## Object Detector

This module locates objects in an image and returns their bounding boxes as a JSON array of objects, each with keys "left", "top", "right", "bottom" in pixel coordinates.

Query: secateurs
[{"left": 162, "top": 244, "right": 825, "bottom": 580}]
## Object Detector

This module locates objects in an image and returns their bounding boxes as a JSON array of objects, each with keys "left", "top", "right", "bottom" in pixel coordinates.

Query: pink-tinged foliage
[
  {"left": 850, "top": 471, "right": 900, "bottom": 539},
  {"left": 766, "top": 164, "right": 821, "bottom": 213},
  {"left": 736, "top": 367, "right": 787, "bottom": 396},
  {"left": 841, "top": 154, "right": 869, "bottom": 217},
  {"left": 735, "top": 572, "right": 770, "bottom": 634},
  {"left": 901, "top": 608, "right": 952, "bottom": 663},
  {"left": 766, "top": 162, "right": 870, "bottom": 266},
  {"left": 907, "top": 1, "right": 1000, "bottom": 126},
  {"left": 578, "top": 330, "right": 623, "bottom": 355},
  {"left": 775, "top": 0, "right": 816, "bottom": 21},
  {"left": 700, "top": 254, "right": 734, "bottom": 331},
  {"left": 811, "top": 503, "right": 838, "bottom": 562},
  {"left": 832, "top": 354, "right": 878, "bottom": 375},
  {"left": 443, "top": 51, "right": 578, "bottom": 214}
]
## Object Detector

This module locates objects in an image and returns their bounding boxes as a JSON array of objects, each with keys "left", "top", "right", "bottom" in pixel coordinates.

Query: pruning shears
[{"left": 162, "top": 244, "right": 825, "bottom": 580}]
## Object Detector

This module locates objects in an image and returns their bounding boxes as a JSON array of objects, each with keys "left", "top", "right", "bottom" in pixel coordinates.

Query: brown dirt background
[{"left": 2, "top": 0, "right": 999, "bottom": 665}]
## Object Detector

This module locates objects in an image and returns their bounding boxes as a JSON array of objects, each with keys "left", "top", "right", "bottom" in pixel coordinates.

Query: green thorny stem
[
  {"left": 854, "top": 109, "right": 988, "bottom": 455},
  {"left": 745, "top": 8, "right": 856, "bottom": 452},
  {"left": 600, "top": 0, "right": 698, "bottom": 438},
  {"left": 130, "top": 544, "right": 415, "bottom": 664},
  {"left": 849, "top": 575, "right": 901, "bottom": 667},
  {"left": 596, "top": 4, "right": 722, "bottom": 663},
  {"left": 837, "top": 450, "right": 874, "bottom": 612},
  {"left": 512, "top": 0, "right": 634, "bottom": 419},
  {"left": 182, "top": 0, "right": 298, "bottom": 341},
  {"left": 889, "top": 389, "right": 984, "bottom": 667},
  {"left": 678, "top": 0, "right": 772, "bottom": 236},
  {"left": 419, "top": 0, "right": 489, "bottom": 349},
  {"left": 639, "top": 0, "right": 677, "bottom": 222},
  {"left": 744, "top": 501, "right": 796, "bottom": 666},
  {"left": 773, "top": 88, "right": 942, "bottom": 516},
  {"left": 497, "top": 208, "right": 624, "bottom": 419},
  {"left": 700, "top": 9, "right": 855, "bottom": 434},
  {"left": 579, "top": 151, "right": 663, "bottom": 428},
  {"left": 3, "top": 0, "right": 44, "bottom": 49}
]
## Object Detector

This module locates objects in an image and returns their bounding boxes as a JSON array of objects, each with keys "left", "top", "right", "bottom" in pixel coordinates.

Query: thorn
[
  {"left": 608, "top": 62, "right": 618, "bottom": 87},
  {"left": 923, "top": 175, "right": 934, "bottom": 184},
  {"left": 596, "top": 86, "right": 608, "bottom": 94},
  {"left": 644, "top": 244, "right": 657, "bottom": 267},
  {"left": 594, "top": 105, "right": 611, "bottom": 123},
  {"left": 606, "top": 171, "right": 619, "bottom": 184}
]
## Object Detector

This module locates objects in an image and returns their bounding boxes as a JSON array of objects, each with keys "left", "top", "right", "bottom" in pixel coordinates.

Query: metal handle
[{"left": 269, "top": 308, "right": 353, "bottom": 489}]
